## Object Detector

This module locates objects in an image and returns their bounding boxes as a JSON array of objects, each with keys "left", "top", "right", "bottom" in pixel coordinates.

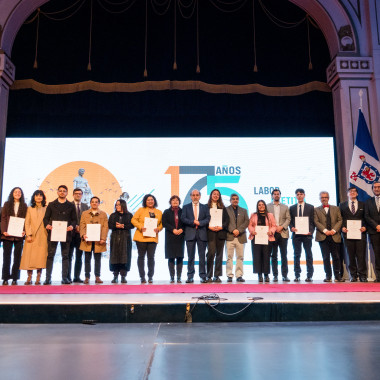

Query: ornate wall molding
[{"left": 0, "top": 53, "right": 15, "bottom": 87}]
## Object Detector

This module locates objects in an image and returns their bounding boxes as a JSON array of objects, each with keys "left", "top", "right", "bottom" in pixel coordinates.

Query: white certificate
[
  {"left": 347, "top": 220, "right": 362, "bottom": 240},
  {"left": 255, "top": 226, "right": 269, "bottom": 245},
  {"left": 209, "top": 208, "right": 223, "bottom": 228},
  {"left": 295, "top": 216, "right": 309, "bottom": 235},
  {"left": 86, "top": 224, "right": 101, "bottom": 242},
  {"left": 7, "top": 216, "right": 25, "bottom": 237},
  {"left": 51, "top": 221, "right": 68, "bottom": 242},
  {"left": 143, "top": 217, "right": 158, "bottom": 238}
]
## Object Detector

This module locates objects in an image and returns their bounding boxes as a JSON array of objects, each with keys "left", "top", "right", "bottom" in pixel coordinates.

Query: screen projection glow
[{"left": 2, "top": 137, "right": 337, "bottom": 281}]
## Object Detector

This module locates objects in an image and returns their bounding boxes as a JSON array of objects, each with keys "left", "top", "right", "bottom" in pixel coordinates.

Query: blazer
[
  {"left": 207, "top": 207, "right": 230, "bottom": 240},
  {"left": 79, "top": 209, "right": 109, "bottom": 253},
  {"left": 132, "top": 207, "right": 163, "bottom": 243},
  {"left": 339, "top": 200, "right": 366, "bottom": 240},
  {"left": 225, "top": 205, "right": 249, "bottom": 243},
  {"left": 289, "top": 202, "right": 315, "bottom": 238},
  {"left": 72, "top": 201, "right": 89, "bottom": 225},
  {"left": 181, "top": 202, "right": 210, "bottom": 242},
  {"left": 314, "top": 205, "right": 342, "bottom": 243},
  {"left": 1, "top": 201, "right": 28, "bottom": 242},
  {"left": 267, "top": 202, "right": 291, "bottom": 239},
  {"left": 365, "top": 197, "right": 380, "bottom": 235},
  {"left": 248, "top": 213, "right": 277, "bottom": 242}
]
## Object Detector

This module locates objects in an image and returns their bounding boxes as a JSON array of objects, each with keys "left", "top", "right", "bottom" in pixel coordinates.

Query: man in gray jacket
[
  {"left": 267, "top": 189, "right": 291, "bottom": 282},
  {"left": 225, "top": 194, "right": 249, "bottom": 282}
]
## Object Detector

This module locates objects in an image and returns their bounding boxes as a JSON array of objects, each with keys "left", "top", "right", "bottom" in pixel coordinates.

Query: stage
[{"left": 1, "top": 281, "right": 380, "bottom": 323}]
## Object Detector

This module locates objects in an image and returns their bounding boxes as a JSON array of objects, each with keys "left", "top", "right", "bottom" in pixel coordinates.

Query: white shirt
[
  {"left": 350, "top": 200, "right": 358, "bottom": 214},
  {"left": 14, "top": 202, "right": 20, "bottom": 216},
  {"left": 297, "top": 202, "right": 305, "bottom": 217},
  {"left": 192, "top": 202, "right": 199, "bottom": 220},
  {"left": 273, "top": 203, "right": 281, "bottom": 225}
]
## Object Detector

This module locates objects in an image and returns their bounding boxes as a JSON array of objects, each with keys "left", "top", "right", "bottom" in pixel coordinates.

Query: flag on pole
[{"left": 348, "top": 109, "right": 380, "bottom": 201}]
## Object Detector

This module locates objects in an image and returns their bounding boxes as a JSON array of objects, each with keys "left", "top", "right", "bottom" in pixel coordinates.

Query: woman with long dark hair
[
  {"left": 1, "top": 187, "right": 28, "bottom": 285},
  {"left": 162, "top": 195, "right": 185, "bottom": 283},
  {"left": 248, "top": 200, "right": 277, "bottom": 282},
  {"left": 108, "top": 199, "right": 134, "bottom": 284},
  {"left": 206, "top": 189, "right": 229, "bottom": 282},
  {"left": 20, "top": 190, "right": 48, "bottom": 285}
]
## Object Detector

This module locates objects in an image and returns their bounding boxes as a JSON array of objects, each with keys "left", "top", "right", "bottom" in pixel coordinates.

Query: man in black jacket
[{"left": 43, "top": 185, "right": 77, "bottom": 285}]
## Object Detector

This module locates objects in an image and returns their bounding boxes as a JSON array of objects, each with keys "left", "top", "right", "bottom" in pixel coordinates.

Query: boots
[
  {"left": 121, "top": 276, "right": 127, "bottom": 284},
  {"left": 95, "top": 276, "right": 103, "bottom": 284},
  {"left": 35, "top": 270, "right": 42, "bottom": 285},
  {"left": 24, "top": 270, "right": 33, "bottom": 285},
  {"left": 111, "top": 274, "right": 118, "bottom": 284}
]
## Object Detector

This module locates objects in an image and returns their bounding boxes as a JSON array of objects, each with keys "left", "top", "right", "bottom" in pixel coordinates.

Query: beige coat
[
  {"left": 79, "top": 209, "right": 109, "bottom": 253},
  {"left": 20, "top": 206, "right": 48, "bottom": 270}
]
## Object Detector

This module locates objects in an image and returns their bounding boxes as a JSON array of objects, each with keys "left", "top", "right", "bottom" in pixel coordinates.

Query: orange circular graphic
[{"left": 39, "top": 161, "right": 122, "bottom": 215}]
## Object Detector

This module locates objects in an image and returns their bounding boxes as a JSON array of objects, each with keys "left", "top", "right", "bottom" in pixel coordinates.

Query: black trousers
[
  {"left": 84, "top": 250, "right": 101, "bottom": 278},
  {"left": 112, "top": 264, "right": 127, "bottom": 277},
  {"left": 251, "top": 241, "right": 270, "bottom": 275},
  {"left": 2, "top": 240, "right": 23, "bottom": 280},
  {"left": 168, "top": 258, "right": 183, "bottom": 278},
  {"left": 369, "top": 233, "right": 380, "bottom": 280},
  {"left": 271, "top": 233, "right": 288, "bottom": 277},
  {"left": 319, "top": 237, "right": 341, "bottom": 279},
  {"left": 46, "top": 240, "right": 70, "bottom": 280},
  {"left": 206, "top": 235, "right": 225, "bottom": 278},
  {"left": 186, "top": 232, "right": 207, "bottom": 280},
  {"left": 293, "top": 236, "right": 314, "bottom": 278},
  {"left": 343, "top": 237, "right": 367, "bottom": 278},
  {"left": 68, "top": 233, "right": 84, "bottom": 281},
  {"left": 136, "top": 242, "right": 157, "bottom": 280}
]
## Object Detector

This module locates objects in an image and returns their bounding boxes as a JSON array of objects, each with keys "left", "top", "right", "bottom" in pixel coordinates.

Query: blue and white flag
[{"left": 349, "top": 109, "right": 380, "bottom": 201}]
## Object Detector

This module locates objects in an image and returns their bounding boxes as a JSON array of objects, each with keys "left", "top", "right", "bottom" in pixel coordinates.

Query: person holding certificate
[
  {"left": 340, "top": 187, "right": 367, "bottom": 282},
  {"left": 289, "top": 188, "right": 315, "bottom": 282},
  {"left": 206, "top": 189, "right": 229, "bottom": 282},
  {"left": 314, "top": 191, "right": 343, "bottom": 282},
  {"left": 248, "top": 200, "right": 276, "bottom": 282},
  {"left": 162, "top": 195, "right": 185, "bottom": 283},
  {"left": 43, "top": 185, "right": 77, "bottom": 285},
  {"left": 132, "top": 194, "right": 163, "bottom": 284},
  {"left": 79, "top": 196, "right": 109, "bottom": 284},
  {"left": 1, "top": 187, "right": 28, "bottom": 285},
  {"left": 108, "top": 199, "right": 134, "bottom": 284},
  {"left": 20, "top": 190, "right": 48, "bottom": 285}
]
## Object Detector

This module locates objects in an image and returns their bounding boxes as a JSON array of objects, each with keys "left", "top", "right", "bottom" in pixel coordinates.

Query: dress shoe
[
  {"left": 61, "top": 278, "right": 71, "bottom": 285},
  {"left": 258, "top": 274, "right": 263, "bottom": 283},
  {"left": 227, "top": 277, "right": 233, "bottom": 283},
  {"left": 170, "top": 277, "right": 175, "bottom": 284},
  {"left": 350, "top": 277, "right": 358, "bottom": 282},
  {"left": 273, "top": 276, "right": 278, "bottom": 282},
  {"left": 11, "top": 280, "right": 18, "bottom": 285},
  {"left": 185, "top": 278, "right": 194, "bottom": 283},
  {"left": 305, "top": 277, "right": 313, "bottom": 282},
  {"left": 95, "top": 277, "right": 103, "bottom": 284},
  {"left": 84, "top": 278, "right": 90, "bottom": 284},
  {"left": 141, "top": 278, "right": 147, "bottom": 284},
  {"left": 374, "top": 279, "right": 380, "bottom": 283},
  {"left": 213, "top": 277, "right": 222, "bottom": 283},
  {"left": 148, "top": 278, "right": 153, "bottom": 284},
  {"left": 282, "top": 277, "right": 290, "bottom": 282},
  {"left": 43, "top": 279, "right": 52, "bottom": 285},
  {"left": 323, "top": 278, "right": 332, "bottom": 282},
  {"left": 200, "top": 278, "right": 208, "bottom": 283},
  {"left": 177, "top": 278, "right": 182, "bottom": 283},
  {"left": 264, "top": 275, "right": 270, "bottom": 283},
  {"left": 236, "top": 277, "right": 245, "bottom": 282},
  {"left": 2, "top": 280, "right": 8, "bottom": 286},
  {"left": 360, "top": 277, "right": 368, "bottom": 282},
  {"left": 121, "top": 276, "right": 127, "bottom": 284},
  {"left": 294, "top": 277, "right": 300, "bottom": 282},
  {"left": 67, "top": 278, "right": 72, "bottom": 283},
  {"left": 111, "top": 276, "right": 118, "bottom": 284},
  {"left": 207, "top": 277, "right": 213, "bottom": 283},
  {"left": 73, "top": 278, "right": 84, "bottom": 283},
  {"left": 334, "top": 277, "right": 345, "bottom": 282}
]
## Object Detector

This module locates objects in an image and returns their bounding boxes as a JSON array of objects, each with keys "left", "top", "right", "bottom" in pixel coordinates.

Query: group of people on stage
[{"left": 1, "top": 181, "right": 380, "bottom": 285}]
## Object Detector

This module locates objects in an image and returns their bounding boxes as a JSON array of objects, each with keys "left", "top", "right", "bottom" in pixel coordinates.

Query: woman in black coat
[
  {"left": 108, "top": 199, "right": 134, "bottom": 284},
  {"left": 162, "top": 195, "right": 185, "bottom": 283}
]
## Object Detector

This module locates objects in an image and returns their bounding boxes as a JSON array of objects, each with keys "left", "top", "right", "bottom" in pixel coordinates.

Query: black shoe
[
  {"left": 141, "top": 278, "right": 147, "bottom": 284},
  {"left": 335, "top": 277, "right": 345, "bottom": 282},
  {"left": 43, "top": 279, "right": 52, "bottom": 285},
  {"left": 374, "top": 279, "right": 380, "bottom": 283},
  {"left": 360, "top": 277, "right": 368, "bottom": 282},
  {"left": 177, "top": 278, "right": 182, "bottom": 283},
  {"left": 273, "top": 276, "right": 278, "bottom": 282},
  {"left": 258, "top": 275, "right": 263, "bottom": 283},
  {"left": 121, "top": 276, "right": 127, "bottom": 284},
  {"left": 111, "top": 276, "right": 118, "bottom": 284},
  {"left": 294, "top": 277, "right": 300, "bottom": 282},
  {"left": 350, "top": 277, "right": 358, "bottom": 282},
  {"left": 305, "top": 277, "right": 313, "bottom": 282},
  {"left": 67, "top": 278, "right": 72, "bottom": 283},
  {"left": 282, "top": 277, "right": 290, "bottom": 282},
  {"left": 236, "top": 277, "right": 245, "bottom": 282},
  {"left": 227, "top": 277, "right": 233, "bottom": 283},
  {"left": 11, "top": 280, "right": 17, "bottom": 285},
  {"left": 323, "top": 278, "right": 332, "bottom": 282},
  {"left": 61, "top": 278, "right": 71, "bottom": 285},
  {"left": 214, "top": 277, "right": 222, "bottom": 283},
  {"left": 2, "top": 280, "right": 8, "bottom": 286},
  {"left": 264, "top": 275, "right": 270, "bottom": 283},
  {"left": 186, "top": 278, "right": 194, "bottom": 283},
  {"left": 73, "top": 278, "right": 84, "bottom": 283},
  {"left": 207, "top": 277, "right": 213, "bottom": 283},
  {"left": 148, "top": 278, "right": 153, "bottom": 284},
  {"left": 170, "top": 277, "right": 175, "bottom": 284},
  {"left": 200, "top": 278, "right": 208, "bottom": 283}
]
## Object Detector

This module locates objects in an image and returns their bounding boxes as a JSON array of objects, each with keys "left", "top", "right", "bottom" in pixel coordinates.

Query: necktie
[
  {"left": 77, "top": 203, "right": 81, "bottom": 218},
  {"left": 351, "top": 201, "right": 355, "bottom": 214},
  {"left": 298, "top": 204, "right": 302, "bottom": 217},
  {"left": 194, "top": 203, "right": 198, "bottom": 220},
  {"left": 376, "top": 197, "right": 380, "bottom": 212}
]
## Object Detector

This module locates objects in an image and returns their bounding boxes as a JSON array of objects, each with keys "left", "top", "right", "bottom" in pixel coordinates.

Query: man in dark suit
[
  {"left": 181, "top": 189, "right": 211, "bottom": 283},
  {"left": 314, "top": 191, "right": 343, "bottom": 282},
  {"left": 289, "top": 188, "right": 314, "bottom": 282},
  {"left": 68, "top": 188, "right": 89, "bottom": 283},
  {"left": 340, "top": 187, "right": 367, "bottom": 282},
  {"left": 365, "top": 181, "right": 380, "bottom": 282},
  {"left": 225, "top": 194, "right": 249, "bottom": 282}
]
